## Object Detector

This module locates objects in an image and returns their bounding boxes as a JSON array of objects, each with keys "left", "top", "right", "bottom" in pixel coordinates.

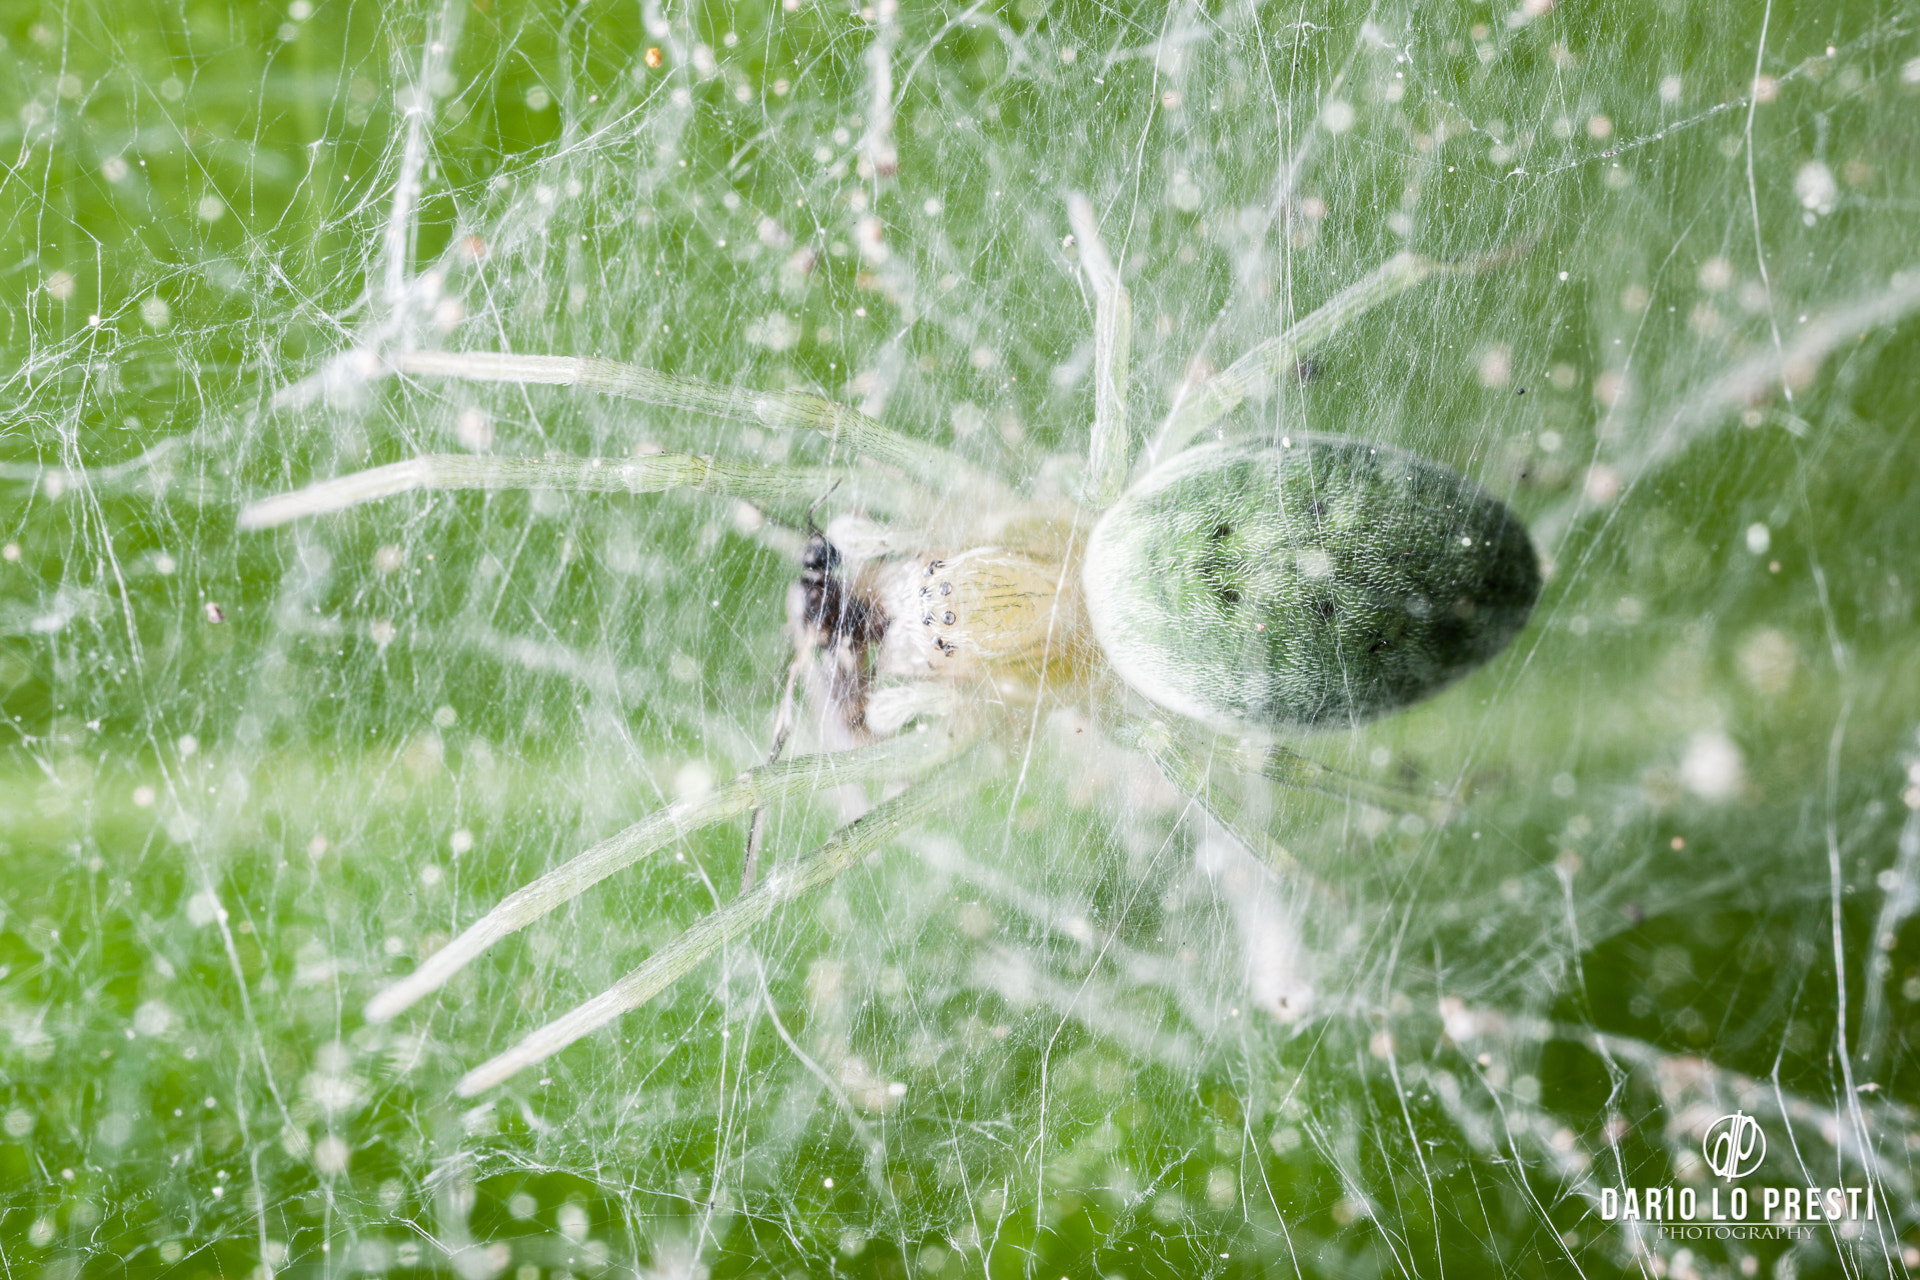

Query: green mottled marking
[{"left": 1085, "top": 436, "right": 1540, "bottom": 730}]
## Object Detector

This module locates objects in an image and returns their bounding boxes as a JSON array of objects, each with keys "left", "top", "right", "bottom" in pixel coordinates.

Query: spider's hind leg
[
  {"left": 1149, "top": 245, "right": 1527, "bottom": 465},
  {"left": 1068, "top": 193, "right": 1134, "bottom": 510},
  {"left": 1114, "top": 717, "right": 1458, "bottom": 865}
]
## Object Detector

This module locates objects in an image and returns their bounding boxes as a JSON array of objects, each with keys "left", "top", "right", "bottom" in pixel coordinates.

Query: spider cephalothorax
[
  {"left": 780, "top": 512, "right": 1072, "bottom": 743},
  {"left": 244, "top": 196, "right": 1537, "bottom": 1096}
]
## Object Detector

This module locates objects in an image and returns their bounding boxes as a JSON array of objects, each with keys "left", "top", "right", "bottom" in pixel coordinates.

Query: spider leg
[
  {"left": 741, "top": 655, "right": 805, "bottom": 892},
  {"left": 1224, "top": 737, "right": 1458, "bottom": 828},
  {"left": 1148, "top": 247, "right": 1522, "bottom": 466},
  {"left": 453, "top": 740, "right": 985, "bottom": 1096},
  {"left": 1115, "top": 717, "right": 1303, "bottom": 872},
  {"left": 388, "top": 350, "right": 1004, "bottom": 500},
  {"left": 238, "top": 452, "right": 920, "bottom": 529},
  {"left": 1113, "top": 716, "right": 1456, "bottom": 830},
  {"left": 362, "top": 727, "right": 962, "bottom": 1024},
  {"left": 1067, "top": 193, "right": 1134, "bottom": 510}
]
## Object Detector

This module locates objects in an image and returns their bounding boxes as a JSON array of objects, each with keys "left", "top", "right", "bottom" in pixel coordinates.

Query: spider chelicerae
[{"left": 242, "top": 195, "right": 1539, "bottom": 1097}]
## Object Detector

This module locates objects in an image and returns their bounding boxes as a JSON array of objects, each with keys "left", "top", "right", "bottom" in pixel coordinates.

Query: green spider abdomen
[{"left": 1084, "top": 435, "right": 1540, "bottom": 731}]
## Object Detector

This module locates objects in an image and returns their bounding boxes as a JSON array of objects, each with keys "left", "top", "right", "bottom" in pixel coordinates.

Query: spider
[{"left": 241, "top": 196, "right": 1539, "bottom": 1097}]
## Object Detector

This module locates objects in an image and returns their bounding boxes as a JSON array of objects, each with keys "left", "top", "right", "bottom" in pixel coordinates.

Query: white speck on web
[
  {"left": 1680, "top": 730, "right": 1745, "bottom": 801},
  {"left": 1795, "top": 161, "right": 1838, "bottom": 216}
]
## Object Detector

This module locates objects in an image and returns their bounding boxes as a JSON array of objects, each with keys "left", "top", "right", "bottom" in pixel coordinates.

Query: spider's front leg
[
  {"left": 362, "top": 728, "right": 961, "bottom": 1025},
  {"left": 453, "top": 738, "right": 986, "bottom": 1097},
  {"left": 237, "top": 451, "right": 921, "bottom": 529},
  {"left": 385, "top": 350, "right": 1007, "bottom": 502}
]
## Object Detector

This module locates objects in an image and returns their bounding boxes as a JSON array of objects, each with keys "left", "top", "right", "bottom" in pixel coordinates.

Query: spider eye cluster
[{"left": 1083, "top": 435, "right": 1540, "bottom": 731}]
